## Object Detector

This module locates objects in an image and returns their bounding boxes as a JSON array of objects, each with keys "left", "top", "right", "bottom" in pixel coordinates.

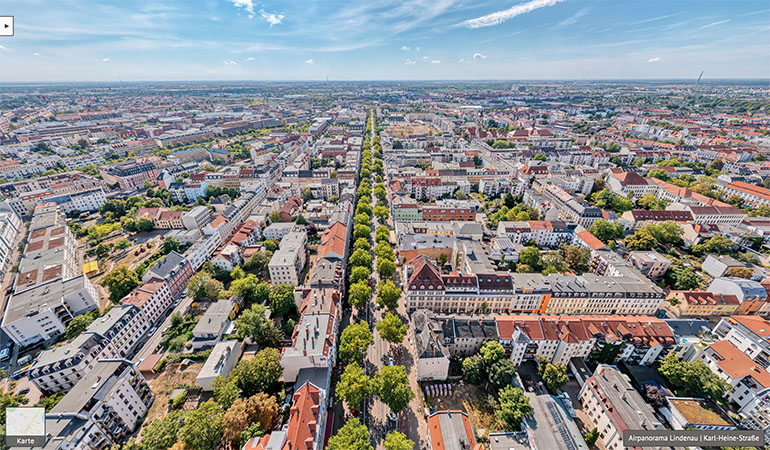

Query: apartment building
[
  {"left": 666, "top": 291, "right": 740, "bottom": 317},
  {"left": 712, "top": 316, "right": 770, "bottom": 370},
  {"left": 42, "top": 360, "right": 154, "bottom": 449},
  {"left": 722, "top": 180, "right": 770, "bottom": 207},
  {"left": 197, "top": 340, "right": 243, "bottom": 391},
  {"left": 541, "top": 183, "right": 602, "bottom": 227},
  {"left": 182, "top": 205, "right": 213, "bottom": 229},
  {"left": 411, "top": 310, "right": 451, "bottom": 381},
  {"left": 421, "top": 201, "right": 475, "bottom": 222},
  {"left": 627, "top": 251, "right": 671, "bottom": 280},
  {"left": 122, "top": 278, "right": 174, "bottom": 325},
  {"left": 99, "top": 160, "right": 159, "bottom": 190},
  {"left": 28, "top": 304, "right": 148, "bottom": 393},
  {"left": 426, "top": 411, "right": 479, "bottom": 450},
  {"left": 0, "top": 208, "right": 22, "bottom": 279},
  {"left": 700, "top": 340, "right": 770, "bottom": 415},
  {"left": 280, "top": 288, "right": 339, "bottom": 383},
  {"left": 497, "top": 314, "right": 674, "bottom": 366},
  {"left": 497, "top": 220, "right": 573, "bottom": 247},
  {"left": 580, "top": 365, "right": 663, "bottom": 450},
  {"left": 668, "top": 203, "right": 747, "bottom": 225},
  {"left": 142, "top": 250, "right": 194, "bottom": 299},
  {"left": 269, "top": 230, "right": 307, "bottom": 286},
  {"left": 191, "top": 300, "right": 238, "bottom": 349},
  {"left": 2, "top": 274, "right": 98, "bottom": 346}
]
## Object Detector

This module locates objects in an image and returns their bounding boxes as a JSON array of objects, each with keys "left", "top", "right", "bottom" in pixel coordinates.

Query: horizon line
[{"left": 2, "top": 77, "right": 769, "bottom": 84}]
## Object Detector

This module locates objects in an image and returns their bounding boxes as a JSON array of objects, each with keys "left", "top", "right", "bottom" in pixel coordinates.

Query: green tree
[
  {"left": 519, "top": 247, "right": 540, "bottom": 270},
  {"left": 101, "top": 266, "right": 141, "bottom": 302},
  {"left": 497, "top": 386, "right": 532, "bottom": 431},
  {"left": 540, "top": 251, "right": 568, "bottom": 274},
  {"left": 349, "top": 281, "right": 372, "bottom": 308},
  {"left": 353, "top": 224, "right": 372, "bottom": 241},
  {"left": 591, "top": 189, "right": 634, "bottom": 213},
  {"left": 647, "top": 168, "right": 669, "bottom": 181},
  {"left": 376, "top": 280, "right": 402, "bottom": 310},
  {"left": 541, "top": 362, "right": 568, "bottom": 393},
  {"left": 479, "top": 341, "right": 505, "bottom": 368},
  {"left": 454, "top": 189, "right": 468, "bottom": 200},
  {"left": 162, "top": 236, "right": 180, "bottom": 254},
  {"left": 269, "top": 284, "right": 295, "bottom": 317},
  {"left": 353, "top": 238, "right": 370, "bottom": 251},
  {"left": 375, "top": 365, "right": 415, "bottom": 414},
  {"left": 180, "top": 400, "right": 223, "bottom": 450},
  {"left": 658, "top": 354, "right": 731, "bottom": 403},
  {"left": 373, "top": 205, "right": 389, "bottom": 222},
  {"left": 560, "top": 245, "right": 591, "bottom": 272},
  {"left": 384, "top": 432, "right": 414, "bottom": 450},
  {"left": 625, "top": 231, "right": 657, "bottom": 251},
  {"left": 340, "top": 322, "right": 374, "bottom": 364},
  {"left": 140, "top": 410, "right": 188, "bottom": 450},
  {"left": 376, "top": 312, "right": 407, "bottom": 345},
  {"left": 588, "top": 219, "right": 624, "bottom": 244},
  {"left": 136, "top": 216, "right": 155, "bottom": 232},
  {"left": 489, "top": 359, "right": 517, "bottom": 390},
  {"left": 35, "top": 392, "right": 64, "bottom": 412},
  {"left": 350, "top": 266, "right": 370, "bottom": 284},
  {"left": 213, "top": 376, "right": 241, "bottom": 410},
  {"left": 231, "top": 348, "right": 283, "bottom": 396},
  {"left": 533, "top": 152, "right": 546, "bottom": 161},
  {"left": 234, "top": 304, "right": 284, "bottom": 348},
  {"left": 583, "top": 428, "right": 599, "bottom": 446},
  {"left": 349, "top": 248, "right": 373, "bottom": 269},
  {"left": 665, "top": 264, "right": 701, "bottom": 290},
  {"left": 691, "top": 235, "right": 735, "bottom": 255},
  {"left": 327, "top": 418, "right": 373, "bottom": 450},
  {"left": 336, "top": 363, "right": 373, "bottom": 409},
  {"left": 64, "top": 311, "right": 97, "bottom": 340},
  {"left": 462, "top": 356, "right": 484, "bottom": 385},
  {"left": 377, "top": 258, "right": 396, "bottom": 278}
]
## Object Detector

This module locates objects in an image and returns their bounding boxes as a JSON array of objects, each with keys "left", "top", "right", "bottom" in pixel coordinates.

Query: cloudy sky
[{"left": 0, "top": 0, "right": 768, "bottom": 81}]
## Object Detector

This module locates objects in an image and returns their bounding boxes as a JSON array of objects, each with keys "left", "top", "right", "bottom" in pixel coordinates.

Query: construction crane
[{"left": 695, "top": 71, "right": 704, "bottom": 87}]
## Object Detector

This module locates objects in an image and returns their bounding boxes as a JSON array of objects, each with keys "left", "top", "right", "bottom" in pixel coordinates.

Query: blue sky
[{"left": 1, "top": 0, "right": 768, "bottom": 81}]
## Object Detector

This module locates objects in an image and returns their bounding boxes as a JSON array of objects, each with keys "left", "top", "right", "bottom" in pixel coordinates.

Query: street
[{"left": 132, "top": 291, "right": 195, "bottom": 364}]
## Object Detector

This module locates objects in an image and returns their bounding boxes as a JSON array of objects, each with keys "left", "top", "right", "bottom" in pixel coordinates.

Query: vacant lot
[
  {"left": 144, "top": 362, "right": 204, "bottom": 424},
  {"left": 421, "top": 381, "right": 504, "bottom": 433}
]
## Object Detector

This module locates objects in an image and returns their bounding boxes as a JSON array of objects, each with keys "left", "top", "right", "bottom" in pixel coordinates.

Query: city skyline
[{"left": 1, "top": 0, "right": 769, "bottom": 82}]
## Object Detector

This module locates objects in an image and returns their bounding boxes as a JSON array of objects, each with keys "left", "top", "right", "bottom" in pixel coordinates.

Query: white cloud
[
  {"left": 458, "top": 58, "right": 465, "bottom": 63},
  {"left": 431, "top": 60, "right": 441, "bottom": 64},
  {"left": 228, "top": 0, "right": 255, "bottom": 14},
  {"left": 224, "top": 60, "right": 238, "bottom": 65},
  {"left": 0, "top": 45, "right": 12, "bottom": 52},
  {"left": 401, "top": 46, "right": 410, "bottom": 51},
  {"left": 260, "top": 9, "right": 284, "bottom": 26},
  {"left": 32, "top": 52, "right": 40, "bottom": 56},
  {"left": 699, "top": 19, "right": 730, "bottom": 30},
  {"left": 458, "top": 0, "right": 567, "bottom": 29},
  {"left": 421, "top": 56, "right": 429, "bottom": 60},
  {"left": 647, "top": 57, "right": 662, "bottom": 63},
  {"left": 102, "top": 58, "right": 111, "bottom": 63},
  {"left": 305, "top": 59, "right": 314, "bottom": 64},
  {"left": 405, "top": 58, "right": 416, "bottom": 65},
  {"left": 473, "top": 52, "right": 487, "bottom": 60},
  {"left": 416, "top": 46, "right": 421, "bottom": 51},
  {"left": 245, "top": 57, "right": 255, "bottom": 61},
  {"left": 555, "top": 8, "right": 588, "bottom": 28}
]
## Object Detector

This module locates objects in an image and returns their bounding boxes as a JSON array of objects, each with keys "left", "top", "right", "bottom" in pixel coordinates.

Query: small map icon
[{"left": 6, "top": 407, "right": 46, "bottom": 447}]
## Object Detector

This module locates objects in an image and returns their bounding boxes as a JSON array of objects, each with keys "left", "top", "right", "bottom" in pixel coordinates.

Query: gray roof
[
  {"left": 51, "top": 360, "right": 128, "bottom": 414},
  {"left": 145, "top": 251, "right": 186, "bottom": 280},
  {"left": 411, "top": 310, "right": 450, "bottom": 359},
  {"left": 524, "top": 393, "right": 589, "bottom": 450},
  {"left": 193, "top": 300, "right": 234, "bottom": 336},
  {"left": 4, "top": 275, "right": 93, "bottom": 324}
]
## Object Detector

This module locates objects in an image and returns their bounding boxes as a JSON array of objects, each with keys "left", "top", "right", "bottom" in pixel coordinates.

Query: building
[
  {"left": 722, "top": 180, "right": 770, "bottom": 207},
  {"left": 183, "top": 205, "right": 213, "bottom": 230},
  {"left": 712, "top": 315, "right": 770, "bottom": 369},
  {"left": 191, "top": 300, "right": 238, "bottom": 349},
  {"left": 142, "top": 250, "right": 194, "bottom": 298},
  {"left": 497, "top": 314, "right": 674, "bottom": 367},
  {"left": 2, "top": 275, "right": 98, "bottom": 346},
  {"left": 666, "top": 291, "right": 740, "bottom": 317},
  {"left": 701, "top": 254, "right": 748, "bottom": 278},
  {"left": 42, "top": 360, "right": 153, "bottom": 449},
  {"left": 663, "top": 397, "right": 735, "bottom": 431},
  {"left": 99, "top": 160, "right": 158, "bottom": 190},
  {"left": 411, "top": 310, "right": 451, "bottom": 381},
  {"left": 579, "top": 364, "right": 663, "bottom": 450},
  {"left": 0, "top": 209, "right": 22, "bottom": 279},
  {"left": 523, "top": 393, "right": 589, "bottom": 450},
  {"left": 708, "top": 277, "right": 768, "bottom": 304},
  {"left": 427, "top": 411, "right": 481, "bottom": 450},
  {"left": 700, "top": 340, "right": 770, "bottom": 415},
  {"left": 28, "top": 304, "right": 148, "bottom": 393},
  {"left": 497, "top": 220, "right": 573, "bottom": 247},
  {"left": 627, "top": 251, "right": 671, "bottom": 280},
  {"left": 197, "top": 340, "right": 243, "bottom": 391},
  {"left": 668, "top": 204, "right": 747, "bottom": 226},
  {"left": 269, "top": 230, "right": 307, "bottom": 286},
  {"left": 421, "top": 202, "right": 475, "bottom": 222},
  {"left": 280, "top": 288, "right": 339, "bottom": 383},
  {"left": 263, "top": 222, "right": 297, "bottom": 241}
]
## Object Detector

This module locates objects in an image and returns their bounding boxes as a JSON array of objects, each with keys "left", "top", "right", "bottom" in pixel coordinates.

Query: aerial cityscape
[{"left": 0, "top": 1, "right": 769, "bottom": 450}]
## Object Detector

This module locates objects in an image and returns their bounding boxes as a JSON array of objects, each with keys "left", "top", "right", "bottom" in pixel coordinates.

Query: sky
[{"left": 0, "top": 0, "right": 768, "bottom": 82}]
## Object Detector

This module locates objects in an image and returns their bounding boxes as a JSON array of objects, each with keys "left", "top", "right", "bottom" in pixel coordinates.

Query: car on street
[{"left": 18, "top": 387, "right": 30, "bottom": 395}]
